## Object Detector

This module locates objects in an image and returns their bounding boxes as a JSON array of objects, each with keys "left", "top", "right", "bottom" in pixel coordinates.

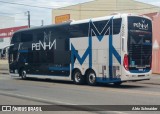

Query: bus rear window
[{"left": 128, "top": 16, "right": 152, "bottom": 32}]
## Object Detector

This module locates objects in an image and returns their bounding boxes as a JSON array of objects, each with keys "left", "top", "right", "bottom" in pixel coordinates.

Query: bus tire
[
  {"left": 86, "top": 70, "right": 96, "bottom": 86},
  {"left": 20, "top": 69, "right": 27, "bottom": 80},
  {"left": 73, "top": 69, "right": 84, "bottom": 85}
]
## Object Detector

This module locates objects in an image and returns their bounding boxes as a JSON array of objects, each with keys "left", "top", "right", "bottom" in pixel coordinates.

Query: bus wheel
[
  {"left": 20, "top": 69, "right": 27, "bottom": 79},
  {"left": 113, "top": 82, "right": 122, "bottom": 86},
  {"left": 73, "top": 69, "right": 84, "bottom": 85},
  {"left": 86, "top": 70, "right": 96, "bottom": 86}
]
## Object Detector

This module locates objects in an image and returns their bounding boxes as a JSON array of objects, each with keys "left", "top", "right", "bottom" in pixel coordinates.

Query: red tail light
[{"left": 123, "top": 54, "right": 129, "bottom": 71}]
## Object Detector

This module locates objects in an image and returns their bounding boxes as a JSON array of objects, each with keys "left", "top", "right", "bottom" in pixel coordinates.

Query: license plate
[{"left": 139, "top": 69, "right": 143, "bottom": 71}]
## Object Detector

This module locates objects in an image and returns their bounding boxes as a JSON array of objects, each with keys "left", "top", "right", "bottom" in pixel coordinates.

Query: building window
[{"left": 0, "top": 38, "right": 4, "bottom": 42}]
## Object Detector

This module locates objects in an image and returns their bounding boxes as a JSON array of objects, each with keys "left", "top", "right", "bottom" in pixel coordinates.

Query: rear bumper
[{"left": 121, "top": 70, "right": 151, "bottom": 81}]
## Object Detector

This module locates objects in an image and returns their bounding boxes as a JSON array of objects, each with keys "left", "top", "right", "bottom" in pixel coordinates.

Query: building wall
[
  {"left": 52, "top": 0, "right": 160, "bottom": 23},
  {"left": 0, "top": 16, "right": 14, "bottom": 50},
  {"left": 152, "top": 13, "right": 160, "bottom": 73},
  {"left": 143, "top": 12, "right": 160, "bottom": 73}
]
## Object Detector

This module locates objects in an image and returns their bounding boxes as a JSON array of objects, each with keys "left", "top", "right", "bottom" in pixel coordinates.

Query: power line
[
  {"left": 0, "top": 0, "right": 159, "bottom": 11},
  {"left": 0, "top": 12, "right": 24, "bottom": 15},
  {"left": 0, "top": 18, "right": 27, "bottom": 21},
  {"left": 0, "top": 0, "right": 52, "bottom": 9}
]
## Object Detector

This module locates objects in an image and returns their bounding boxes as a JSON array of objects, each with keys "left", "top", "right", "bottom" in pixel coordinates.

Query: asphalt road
[{"left": 0, "top": 72, "right": 160, "bottom": 114}]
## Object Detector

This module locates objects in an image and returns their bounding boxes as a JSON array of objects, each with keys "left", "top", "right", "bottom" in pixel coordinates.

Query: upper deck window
[
  {"left": 11, "top": 34, "right": 20, "bottom": 43},
  {"left": 21, "top": 32, "right": 33, "bottom": 42}
]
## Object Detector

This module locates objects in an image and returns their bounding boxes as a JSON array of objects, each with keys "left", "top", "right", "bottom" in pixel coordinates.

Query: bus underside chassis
[
  {"left": 17, "top": 67, "right": 122, "bottom": 86},
  {"left": 72, "top": 69, "right": 97, "bottom": 86}
]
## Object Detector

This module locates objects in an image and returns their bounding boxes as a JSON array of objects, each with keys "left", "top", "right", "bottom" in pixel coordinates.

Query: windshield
[{"left": 128, "top": 16, "right": 152, "bottom": 71}]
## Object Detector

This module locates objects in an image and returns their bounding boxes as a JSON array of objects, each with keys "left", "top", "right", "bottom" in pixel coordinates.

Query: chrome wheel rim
[
  {"left": 75, "top": 72, "right": 81, "bottom": 82},
  {"left": 89, "top": 73, "right": 96, "bottom": 84},
  {"left": 22, "top": 70, "right": 26, "bottom": 78}
]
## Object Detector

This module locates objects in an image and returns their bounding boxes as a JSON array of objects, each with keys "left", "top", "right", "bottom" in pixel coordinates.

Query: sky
[{"left": 0, "top": 0, "right": 160, "bottom": 27}]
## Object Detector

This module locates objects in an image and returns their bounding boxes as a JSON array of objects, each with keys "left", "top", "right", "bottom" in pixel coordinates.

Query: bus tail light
[{"left": 123, "top": 54, "right": 129, "bottom": 71}]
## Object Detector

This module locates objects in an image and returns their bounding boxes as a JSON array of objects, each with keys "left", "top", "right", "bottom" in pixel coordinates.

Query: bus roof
[
  {"left": 70, "top": 13, "right": 151, "bottom": 25},
  {"left": 14, "top": 13, "right": 151, "bottom": 35},
  {"left": 14, "top": 22, "right": 71, "bottom": 34}
]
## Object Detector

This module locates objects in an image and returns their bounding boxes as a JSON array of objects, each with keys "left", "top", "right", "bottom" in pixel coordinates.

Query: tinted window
[
  {"left": 70, "top": 23, "right": 89, "bottom": 38},
  {"left": 36, "top": 32, "right": 44, "bottom": 41},
  {"left": 93, "top": 18, "right": 122, "bottom": 35},
  {"left": 28, "top": 52, "right": 33, "bottom": 63},
  {"left": 127, "top": 16, "right": 152, "bottom": 69},
  {"left": 39, "top": 50, "right": 47, "bottom": 63},
  {"left": 21, "top": 32, "right": 33, "bottom": 42},
  {"left": 11, "top": 34, "right": 20, "bottom": 43},
  {"left": 113, "top": 18, "right": 122, "bottom": 34},
  {"left": 70, "top": 18, "right": 122, "bottom": 38},
  {"left": 46, "top": 50, "right": 54, "bottom": 63},
  {"left": 33, "top": 52, "right": 39, "bottom": 63},
  {"left": 128, "top": 16, "right": 152, "bottom": 32}
]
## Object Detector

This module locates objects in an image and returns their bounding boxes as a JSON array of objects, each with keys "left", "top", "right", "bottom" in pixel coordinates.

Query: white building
[{"left": 0, "top": 16, "right": 14, "bottom": 58}]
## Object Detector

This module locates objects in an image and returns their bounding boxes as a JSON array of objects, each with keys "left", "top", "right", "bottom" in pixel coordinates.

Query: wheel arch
[
  {"left": 84, "top": 68, "right": 97, "bottom": 77},
  {"left": 18, "top": 66, "right": 25, "bottom": 76},
  {"left": 71, "top": 68, "right": 80, "bottom": 80}
]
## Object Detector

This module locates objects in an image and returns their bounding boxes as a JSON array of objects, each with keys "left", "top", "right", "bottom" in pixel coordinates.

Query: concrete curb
[
  {"left": 0, "top": 60, "right": 8, "bottom": 64},
  {"left": 0, "top": 73, "right": 9, "bottom": 75},
  {"left": 0, "top": 70, "right": 9, "bottom": 75}
]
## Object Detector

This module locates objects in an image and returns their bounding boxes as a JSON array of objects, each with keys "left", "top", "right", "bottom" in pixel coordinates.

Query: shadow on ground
[{"left": 13, "top": 77, "right": 146, "bottom": 89}]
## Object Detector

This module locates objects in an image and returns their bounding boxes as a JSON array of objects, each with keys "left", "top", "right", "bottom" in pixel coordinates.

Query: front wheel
[
  {"left": 86, "top": 70, "right": 96, "bottom": 86},
  {"left": 73, "top": 69, "right": 84, "bottom": 85},
  {"left": 20, "top": 69, "right": 27, "bottom": 79}
]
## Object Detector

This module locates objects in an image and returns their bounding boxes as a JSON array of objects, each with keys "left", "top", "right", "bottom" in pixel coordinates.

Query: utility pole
[
  {"left": 41, "top": 20, "right": 44, "bottom": 26},
  {"left": 27, "top": 11, "right": 30, "bottom": 28}
]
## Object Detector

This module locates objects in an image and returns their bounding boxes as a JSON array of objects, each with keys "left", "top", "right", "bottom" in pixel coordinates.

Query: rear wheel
[
  {"left": 20, "top": 69, "right": 27, "bottom": 79},
  {"left": 86, "top": 70, "right": 96, "bottom": 86},
  {"left": 73, "top": 69, "right": 84, "bottom": 85}
]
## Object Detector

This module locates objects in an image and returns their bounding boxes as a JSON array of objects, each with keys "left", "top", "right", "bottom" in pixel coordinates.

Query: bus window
[
  {"left": 21, "top": 32, "right": 33, "bottom": 42},
  {"left": 46, "top": 50, "right": 54, "bottom": 63},
  {"left": 33, "top": 52, "right": 39, "bottom": 63},
  {"left": 36, "top": 32, "right": 44, "bottom": 41},
  {"left": 11, "top": 34, "right": 20, "bottom": 43},
  {"left": 28, "top": 52, "right": 33, "bottom": 63},
  {"left": 113, "top": 18, "right": 122, "bottom": 34},
  {"left": 39, "top": 51, "right": 47, "bottom": 63}
]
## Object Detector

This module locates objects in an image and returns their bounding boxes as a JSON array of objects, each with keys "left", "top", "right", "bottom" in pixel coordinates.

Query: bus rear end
[{"left": 122, "top": 15, "right": 152, "bottom": 81}]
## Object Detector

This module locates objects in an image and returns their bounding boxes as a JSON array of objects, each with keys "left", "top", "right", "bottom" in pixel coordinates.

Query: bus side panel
[{"left": 70, "top": 37, "right": 90, "bottom": 75}]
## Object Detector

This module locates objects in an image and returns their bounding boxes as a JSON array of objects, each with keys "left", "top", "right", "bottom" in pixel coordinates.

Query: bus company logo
[
  {"left": 2, "top": 106, "right": 11, "bottom": 111},
  {"left": 2, "top": 106, "right": 42, "bottom": 112},
  {"left": 32, "top": 31, "right": 56, "bottom": 50},
  {"left": 133, "top": 20, "right": 148, "bottom": 30}
]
